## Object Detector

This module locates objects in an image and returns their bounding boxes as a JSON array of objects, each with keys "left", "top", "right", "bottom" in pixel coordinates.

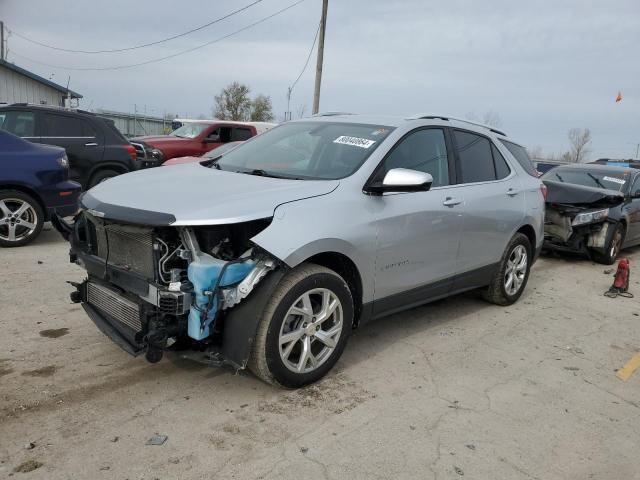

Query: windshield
[
  {"left": 543, "top": 168, "right": 627, "bottom": 191},
  {"left": 215, "top": 121, "right": 394, "bottom": 180},
  {"left": 170, "top": 123, "right": 209, "bottom": 138},
  {"left": 204, "top": 141, "right": 242, "bottom": 158}
]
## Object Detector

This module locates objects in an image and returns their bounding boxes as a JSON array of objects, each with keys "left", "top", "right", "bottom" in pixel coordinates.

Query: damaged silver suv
[{"left": 54, "top": 113, "right": 545, "bottom": 387}]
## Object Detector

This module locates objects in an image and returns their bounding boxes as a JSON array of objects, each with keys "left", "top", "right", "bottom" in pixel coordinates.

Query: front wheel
[
  {"left": 249, "top": 264, "right": 353, "bottom": 388},
  {"left": 591, "top": 223, "right": 624, "bottom": 265},
  {"left": 483, "top": 233, "right": 532, "bottom": 306}
]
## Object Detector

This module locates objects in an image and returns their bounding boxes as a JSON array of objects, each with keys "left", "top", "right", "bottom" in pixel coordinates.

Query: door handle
[
  {"left": 507, "top": 188, "right": 519, "bottom": 197},
  {"left": 443, "top": 197, "right": 462, "bottom": 207},
  {"left": 84, "top": 142, "right": 98, "bottom": 147}
]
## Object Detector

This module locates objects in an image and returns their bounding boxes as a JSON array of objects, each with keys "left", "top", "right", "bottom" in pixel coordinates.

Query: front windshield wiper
[
  {"left": 238, "top": 169, "right": 304, "bottom": 180},
  {"left": 586, "top": 173, "right": 606, "bottom": 189},
  {"left": 554, "top": 173, "right": 564, "bottom": 182}
]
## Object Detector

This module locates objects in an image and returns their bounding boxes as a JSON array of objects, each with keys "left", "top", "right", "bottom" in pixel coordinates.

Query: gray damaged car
[{"left": 54, "top": 114, "right": 545, "bottom": 387}]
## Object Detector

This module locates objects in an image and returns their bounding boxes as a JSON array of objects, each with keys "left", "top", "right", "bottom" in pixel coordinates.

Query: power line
[
  {"left": 10, "top": 0, "right": 307, "bottom": 71},
  {"left": 289, "top": 21, "right": 321, "bottom": 93},
  {"left": 7, "top": 0, "right": 264, "bottom": 54}
]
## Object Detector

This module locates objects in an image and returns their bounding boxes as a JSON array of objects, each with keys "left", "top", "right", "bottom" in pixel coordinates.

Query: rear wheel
[
  {"left": 483, "top": 233, "right": 532, "bottom": 306},
  {"left": 592, "top": 222, "right": 624, "bottom": 265},
  {"left": 0, "top": 190, "right": 44, "bottom": 247},
  {"left": 249, "top": 264, "right": 353, "bottom": 388},
  {"left": 88, "top": 169, "right": 120, "bottom": 188}
]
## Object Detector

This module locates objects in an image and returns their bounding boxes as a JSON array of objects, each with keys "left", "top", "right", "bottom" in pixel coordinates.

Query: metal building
[
  {"left": 0, "top": 59, "right": 82, "bottom": 106},
  {"left": 93, "top": 109, "right": 169, "bottom": 137}
]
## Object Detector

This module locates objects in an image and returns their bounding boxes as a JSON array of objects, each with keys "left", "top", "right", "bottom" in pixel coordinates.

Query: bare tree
[
  {"left": 250, "top": 94, "right": 274, "bottom": 121},
  {"left": 213, "top": 82, "right": 252, "bottom": 120},
  {"left": 296, "top": 104, "right": 307, "bottom": 119},
  {"left": 567, "top": 128, "right": 592, "bottom": 163}
]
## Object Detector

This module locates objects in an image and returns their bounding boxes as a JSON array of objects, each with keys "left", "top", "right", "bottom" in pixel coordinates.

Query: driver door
[
  {"left": 626, "top": 175, "right": 640, "bottom": 243},
  {"left": 371, "top": 128, "right": 464, "bottom": 317}
]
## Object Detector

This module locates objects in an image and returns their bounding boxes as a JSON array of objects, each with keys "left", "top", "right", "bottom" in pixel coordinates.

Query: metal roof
[{"left": 0, "top": 59, "right": 83, "bottom": 99}]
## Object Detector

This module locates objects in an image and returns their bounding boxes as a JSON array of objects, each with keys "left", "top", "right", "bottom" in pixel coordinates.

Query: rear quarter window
[{"left": 499, "top": 140, "right": 538, "bottom": 177}]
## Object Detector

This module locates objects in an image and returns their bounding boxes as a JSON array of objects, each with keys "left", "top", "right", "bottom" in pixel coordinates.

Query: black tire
[
  {"left": 0, "top": 190, "right": 44, "bottom": 248},
  {"left": 249, "top": 263, "right": 353, "bottom": 388},
  {"left": 591, "top": 222, "right": 624, "bottom": 265},
  {"left": 88, "top": 169, "right": 120, "bottom": 188},
  {"left": 482, "top": 233, "right": 532, "bottom": 306}
]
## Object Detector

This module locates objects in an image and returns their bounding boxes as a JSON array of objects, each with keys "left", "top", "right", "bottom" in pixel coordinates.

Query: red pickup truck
[{"left": 130, "top": 120, "right": 275, "bottom": 166}]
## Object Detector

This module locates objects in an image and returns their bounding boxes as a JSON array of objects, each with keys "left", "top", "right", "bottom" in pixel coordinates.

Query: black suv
[{"left": 0, "top": 104, "right": 139, "bottom": 189}]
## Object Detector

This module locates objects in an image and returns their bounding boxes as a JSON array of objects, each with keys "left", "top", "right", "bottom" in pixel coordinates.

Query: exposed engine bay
[
  {"left": 543, "top": 180, "right": 624, "bottom": 255},
  {"left": 55, "top": 211, "right": 280, "bottom": 365}
]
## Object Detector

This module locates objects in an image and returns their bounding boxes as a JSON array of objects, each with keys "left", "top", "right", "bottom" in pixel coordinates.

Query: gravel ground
[{"left": 1, "top": 229, "right": 639, "bottom": 479}]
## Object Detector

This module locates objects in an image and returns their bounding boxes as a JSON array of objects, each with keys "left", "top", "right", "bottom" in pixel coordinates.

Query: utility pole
[
  {"left": 1, "top": 21, "right": 5, "bottom": 61},
  {"left": 312, "top": 0, "right": 328, "bottom": 115}
]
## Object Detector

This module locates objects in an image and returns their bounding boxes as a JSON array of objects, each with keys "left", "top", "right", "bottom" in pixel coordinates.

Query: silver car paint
[
  {"left": 86, "top": 162, "right": 339, "bottom": 226},
  {"left": 88, "top": 115, "right": 544, "bottom": 308}
]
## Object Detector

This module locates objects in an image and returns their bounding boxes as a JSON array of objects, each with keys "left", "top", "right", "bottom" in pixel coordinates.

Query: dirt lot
[{"left": 1, "top": 229, "right": 639, "bottom": 479}]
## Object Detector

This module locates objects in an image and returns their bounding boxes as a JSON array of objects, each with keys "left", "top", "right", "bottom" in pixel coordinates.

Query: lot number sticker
[
  {"left": 603, "top": 176, "right": 625, "bottom": 185},
  {"left": 334, "top": 136, "right": 376, "bottom": 149}
]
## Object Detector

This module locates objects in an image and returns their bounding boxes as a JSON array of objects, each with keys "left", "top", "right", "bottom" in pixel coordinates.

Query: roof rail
[
  {"left": 407, "top": 114, "right": 507, "bottom": 137},
  {"left": 6, "top": 103, "right": 94, "bottom": 115},
  {"left": 312, "top": 111, "right": 355, "bottom": 117}
]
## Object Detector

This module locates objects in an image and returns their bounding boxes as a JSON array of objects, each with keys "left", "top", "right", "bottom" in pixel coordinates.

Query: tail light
[
  {"left": 539, "top": 183, "right": 548, "bottom": 201},
  {"left": 124, "top": 144, "right": 137, "bottom": 161}
]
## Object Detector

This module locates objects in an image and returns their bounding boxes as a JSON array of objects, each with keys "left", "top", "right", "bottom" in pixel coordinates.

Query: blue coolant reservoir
[{"left": 187, "top": 254, "right": 255, "bottom": 340}]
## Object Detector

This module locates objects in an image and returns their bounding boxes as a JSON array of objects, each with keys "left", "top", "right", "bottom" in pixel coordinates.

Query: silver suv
[{"left": 55, "top": 113, "right": 544, "bottom": 387}]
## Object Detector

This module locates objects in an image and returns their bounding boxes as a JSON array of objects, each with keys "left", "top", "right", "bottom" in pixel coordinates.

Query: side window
[
  {"left": 492, "top": 144, "right": 511, "bottom": 179},
  {"left": 0, "top": 111, "right": 35, "bottom": 137},
  {"left": 42, "top": 114, "right": 83, "bottom": 137},
  {"left": 382, "top": 129, "right": 449, "bottom": 187},
  {"left": 454, "top": 130, "right": 495, "bottom": 183},
  {"left": 82, "top": 120, "right": 97, "bottom": 138},
  {"left": 232, "top": 127, "right": 253, "bottom": 141},
  {"left": 631, "top": 176, "right": 640, "bottom": 198}
]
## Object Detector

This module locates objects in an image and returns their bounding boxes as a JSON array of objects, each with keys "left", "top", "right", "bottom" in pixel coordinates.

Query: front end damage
[
  {"left": 55, "top": 211, "right": 284, "bottom": 368},
  {"left": 543, "top": 180, "right": 623, "bottom": 257},
  {"left": 544, "top": 204, "right": 612, "bottom": 254}
]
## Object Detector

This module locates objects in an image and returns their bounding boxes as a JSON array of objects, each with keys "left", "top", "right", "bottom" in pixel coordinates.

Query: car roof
[
  {"left": 0, "top": 103, "right": 95, "bottom": 116},
  {"left": 292, "top": 112, "right": 510, "bottom": 139},
  {"left": 552, "top": 162, "right": 638, "bottom": 175}
]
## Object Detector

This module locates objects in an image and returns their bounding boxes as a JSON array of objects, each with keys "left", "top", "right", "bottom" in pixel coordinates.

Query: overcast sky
[{"left": 2, "top": 0, "right": 639, "bottom": 158}]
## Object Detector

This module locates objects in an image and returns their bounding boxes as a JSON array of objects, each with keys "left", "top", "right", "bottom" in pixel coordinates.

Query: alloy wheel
[
  {"left": 610, "top": 229, "right": 622, "bottom": 259},
  {"left": 0, "top": 199, "right": 39, "bottom": 243},
  {"left": 504, "top": 245, "right": 528, "bottom": 296},
  {"left": 278, "top": 288, "right": 343, "bottom": 374}
]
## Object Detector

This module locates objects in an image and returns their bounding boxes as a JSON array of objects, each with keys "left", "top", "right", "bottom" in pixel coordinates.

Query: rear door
[
  {"left": 451, "top": 129, "right": 524, "bottom": 288},
  {"left": 39, "top": 112, "right": 104, "bottom": 185},
  {"left": 372, "top": 127, "right": 463, "bottom": 317}
]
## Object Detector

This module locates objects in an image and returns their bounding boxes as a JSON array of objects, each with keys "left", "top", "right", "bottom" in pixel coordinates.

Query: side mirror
[
  {"left": 204, "top": 135, "right": 220, "bottom": 143},
  {"left": 366, "top": 168, "right": 433, "bottom": 194}
]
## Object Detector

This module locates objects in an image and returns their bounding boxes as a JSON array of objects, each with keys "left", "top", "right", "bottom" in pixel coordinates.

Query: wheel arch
[
  {"left": 87, "top": 162, "right": 129, "bottom": 187},
  {"left": 303, "top": 251, "right": 364, "bottom": 328},
  {"left": 516, "top": 223, "right": 536, "bottom": 253},
  {"left": 0, "top": 184, "right": 47, "bottom": 220}
]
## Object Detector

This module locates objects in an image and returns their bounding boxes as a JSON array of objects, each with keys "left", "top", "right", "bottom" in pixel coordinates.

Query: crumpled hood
[
  {"left": 543, "top": 180, "right": 624, "bottom": 206},
  {"left": 82, "top": 163, "right": 339, "bottom": 226}
]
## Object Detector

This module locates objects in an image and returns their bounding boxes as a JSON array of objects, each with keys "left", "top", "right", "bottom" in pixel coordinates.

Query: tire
[
  {"left": 482, "top": 233, "right": 532, "bottom": 306},
  {"left": 88, "top": 169, "right": 120, "bottom": 188},
  {"left": 591, "top": 222, "right": 624, "bottom": 265},
  {"left": 0, "top": 190, "right": 44, "bottom": 248},
  {"left": 249, "top": 263, "right": 354, "bottom": 388}
]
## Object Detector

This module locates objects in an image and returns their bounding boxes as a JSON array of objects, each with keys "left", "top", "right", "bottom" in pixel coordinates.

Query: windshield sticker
[
  {"left": 334, "top": 136, "right": 376, "bottom": 149},
  {"left": 603, "top": 176, "right": 625, "bottom": 185},
  {"left": 370, "top": 128, "right": 388, "bottom": 136}
]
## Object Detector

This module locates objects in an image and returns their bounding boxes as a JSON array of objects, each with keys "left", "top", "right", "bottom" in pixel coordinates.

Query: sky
[{"left": 2, "top": 0, "right": 639, "bottom": 158}]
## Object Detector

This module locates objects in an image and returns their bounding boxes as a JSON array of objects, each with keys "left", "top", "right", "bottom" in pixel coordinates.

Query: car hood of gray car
[{"left": 81, "top": 163, "right": 339, "bottom": 226}]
